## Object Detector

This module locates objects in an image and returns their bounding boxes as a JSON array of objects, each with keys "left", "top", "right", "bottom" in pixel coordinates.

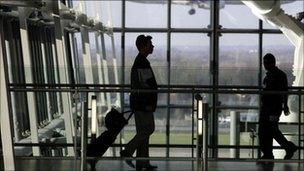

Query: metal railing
[{"left": 5, "top": 83, "right": 304, "bottom": 171}]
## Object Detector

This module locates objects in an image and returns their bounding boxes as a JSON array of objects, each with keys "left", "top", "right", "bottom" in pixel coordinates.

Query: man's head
[
  {"left": 263, "top": 53, "right": 276, "bottom": 71},
  {"left": 136, "top": 35, "right": 154, "bottom": 56}
]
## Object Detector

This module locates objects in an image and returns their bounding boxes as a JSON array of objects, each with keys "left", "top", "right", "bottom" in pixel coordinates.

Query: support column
[
  {"left": 100, "top": 33, "right": 111, "bottom": 111},
  {"left": 110, "top": 34, "right": 121, "bottom": 108},
  {"left": 95, "top": 33, "right": 106, "bottom": 108},
  {"left": 41, "top": 28, "right": 52, "bottom": 122},
  {"left": 230, "top": 111, "right": 240, "bottom": 158},
  {"left": 0, "top": 15, "right": 16, "bottom": 171},
  {"left": 53, "top": 1, "right": 74, "bottom": 156},
  {"left": 18, "top": 7, "right": 40, "bottom": 156}
]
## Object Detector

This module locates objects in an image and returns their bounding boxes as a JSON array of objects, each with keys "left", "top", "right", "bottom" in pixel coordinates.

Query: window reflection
[
  {"left": 220, "top": 2, "right": 258, "bottom": 29},
  {"left": 126, "top": 0, "right": 168, "bottom": 28},
  {"left": 219, "top": 34, "right": 259, "bottom": 86},
  {"left": 73, "top": 0, "right": 121, "bottom": 27},
  {"left": 263, "top": 34, "right": 295, "bottom": 86},
  {"left": 171, "top": 33, "right": 210, "bottom": 85},
  {"left": 218, "top": 109, "right": 259, "bottom": 146}
]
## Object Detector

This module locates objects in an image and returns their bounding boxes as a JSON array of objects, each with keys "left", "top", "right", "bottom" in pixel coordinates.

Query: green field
[{"left": 117, "top": 132, "right": 258, "bottom": 145}]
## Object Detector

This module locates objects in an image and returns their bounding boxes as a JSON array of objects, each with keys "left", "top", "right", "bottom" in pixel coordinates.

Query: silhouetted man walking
[
  {"left": 120, "top": 35, "right": 158, "bottom": 170},
  {"left": 259, "top": 53, "right": 297, "bottom": 161}
]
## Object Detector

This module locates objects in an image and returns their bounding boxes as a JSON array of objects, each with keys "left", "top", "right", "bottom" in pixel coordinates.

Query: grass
[{"left": 117, "top": 132, "right": 258, "bottom": 145}]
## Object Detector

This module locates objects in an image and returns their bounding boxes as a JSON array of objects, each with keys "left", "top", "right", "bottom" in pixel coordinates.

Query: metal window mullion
[
  {"left": 69, "top": 33, "right": 79, "bottom": 84},
  {"left": 94, "top": 32, "right": 106, "bottom": 108},
  {"left": 210, "top": 0, "right": 220, "bottom": 158},
  {"left": 80, "top": 27, "right": 95, "bottom": 134},
  {"left": 51, "top": 28, "right": 62, "bottom": 116},
  {"left": 100, "top": 33, "right": 111, "bottom": 110},
  {"left": 166, "top": 0, "right": 171, "bottom": 158},
  {"left": 110, "top": 33, "right": 121, "bottom": 108},
  {"left": 37, "top": 26, "right": 47, "bottom": 123},
  {"left": 38, "top": 26, "right": 47, "bottom": 124},
  {"left": 0, "top": 16, "right": 16, "bottom": 171},
  {"left": 32, "top": 25, "right": 42, "bottom": 125},
  {"left": 120, "top": 0, "right": 126, "bottom": 151},
  {"left": 5, "top": 19, "right": 21, "bottom": 142},
  {"left": 13, "top": 19, "right": 26, "bottom": 133},
  {"left": 15, "top": 20, "right": 30, "bottom": 133},
  {"left": 18, "top": 7, "right": 40, "bottom": 156},
  {"left": 298, "top": 90, "right": 301, "bottom": 160},
  {"left": 80, "top": 28, "right": 94, "bottom": 85},
  {"left": 71, "top": 34, "right": 81, "bottom": 84},
  {"left": 53, "top": 1, "right": 75, "bottom": 156},
  {"left": 66, "top": 32, "right": 78, "bottom": 140},
  {"left": 41, "top": 27, "right": 52, "bottom": 122},
  {"left": 258, "top": 20, "right": 263, "bottom": 158},
  {"left": 45, "top": 28, "right": 56, "bottom": 118}
]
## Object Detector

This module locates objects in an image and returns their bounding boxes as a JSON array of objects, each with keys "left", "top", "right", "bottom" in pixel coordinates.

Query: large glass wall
[{"left": 1, "top": 0, "right": 303, "bottom": 161}]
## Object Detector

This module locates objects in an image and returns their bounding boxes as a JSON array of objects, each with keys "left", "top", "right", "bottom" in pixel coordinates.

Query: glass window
[
  {"left": 263, "top": 34, "right": 295, "bottom": 86},
  {"left": 219, "top": 94, "right": 259, "bottom": 107},
  {"left": 150, "top": 108, "right": 167, "bottom": 145},
  {"left": 171, "top": 33, "right": 210, "bottom": 85},
  {"left": 73, "top": 0, "right": 121, "bottom": 28},
  {"left": 169, "top": 148, "right": 192, "bottom": 157},
  {"left": 126, "top": 0, "right": 168, "bottom": 28},
  {"left": 219, "top": 34, "right": 259, "bottom": 85},
  {"left": 170, "top": 108, "right": 193, "bottom": 145},
  {"left": 170, "top": 93, "right": 193, "bottom": 106},
  {"left": 103, "top": 33, "right": 122, "bottom": 85},
  {"left": 171, "top": 0, "right": 210, "bottom": 28},
  {"left": 218, "top": 109, "right": 259, "bottom": 146},
  {"left": 282, "top": 0, "right": 304, "bottom": 17},
  {"left": 220, "top": 1, "right": 258, "bottom": 29}
]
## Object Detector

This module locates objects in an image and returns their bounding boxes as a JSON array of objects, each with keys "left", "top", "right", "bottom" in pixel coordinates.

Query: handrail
[
  {"left": 8, "top": 83, "right": 304, "bottom": 89},
  {"left": 7, "top": 87, "right": 304, "bottom": 95}
]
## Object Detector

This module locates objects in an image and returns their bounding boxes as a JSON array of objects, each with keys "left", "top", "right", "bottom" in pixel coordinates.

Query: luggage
[{"left": 87, "top": 108, "right": 133, "bottom": 157}]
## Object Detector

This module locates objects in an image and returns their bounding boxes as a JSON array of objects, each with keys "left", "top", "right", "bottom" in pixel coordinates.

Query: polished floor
[{"left": 1, "top": 158, "right": 304, "bottom": 171}]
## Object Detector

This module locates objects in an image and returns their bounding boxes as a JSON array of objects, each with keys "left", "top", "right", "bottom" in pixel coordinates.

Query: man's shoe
[
  {"left": 120, "top": 150, "right": 135, "bottom": 168},
  {"left": 256, "top": 155, "right": 274, "bottom": 165},
  {"left": 284, "top": 142, "right": 297, "bottom": 159},
  {"left": 88, "top": 158, "right": 97, "bottom": 171},
  {"left": 136, "top": 164, "right": 158, "bottom": 170}
]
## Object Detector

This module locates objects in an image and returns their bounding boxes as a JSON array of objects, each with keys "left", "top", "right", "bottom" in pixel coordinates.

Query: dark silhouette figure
[
  {"left": 258, "top": 53, "right": 297, "bottom": 161},
  {"left": 296, "top": 12, "right": 304, "bottom": 21},
  {"left": 120, "top": 35, "right": 158, "bottom": 170}
]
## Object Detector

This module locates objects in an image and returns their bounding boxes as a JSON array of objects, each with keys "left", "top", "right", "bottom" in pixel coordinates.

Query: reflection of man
[
  {"left": 120, "top": 35, "right": 158, "bottom": 170},
  {"left": 259, "top": 53, "right": 297, "bottom": 161}
]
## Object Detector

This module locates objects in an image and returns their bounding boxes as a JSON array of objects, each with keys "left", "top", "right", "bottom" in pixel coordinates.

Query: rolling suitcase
[{"left": 87, "top": 108, "right": 133, "bottom": 157}]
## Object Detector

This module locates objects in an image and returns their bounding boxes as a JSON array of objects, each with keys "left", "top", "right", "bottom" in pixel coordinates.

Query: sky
[{"left": 72, "top": 0, "right": 303, "bottom": 47}]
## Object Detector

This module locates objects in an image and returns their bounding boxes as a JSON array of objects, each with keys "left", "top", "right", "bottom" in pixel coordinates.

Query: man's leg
[
  {"left": 135, "top": 112, "right": 155, "bottom": 169},
  {"left": 136, "top": 138, "right": 149, "bottom": 167},
  {"left": 259, "top": 120, "right": 274, "bottom": 158},
  {"left": 124, "top": 111, "right": 153, "bottom": 154},
  {"left": 272, "top": 122, "right": 297, "bottom": 159},
  {"left": 122, "top": 111, "right": 154, "bottom": 168}
]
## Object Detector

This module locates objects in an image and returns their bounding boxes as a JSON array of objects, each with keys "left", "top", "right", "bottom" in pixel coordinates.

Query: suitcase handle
[{"left": 123, "top": 110, "right": 134, "bottom": 121}]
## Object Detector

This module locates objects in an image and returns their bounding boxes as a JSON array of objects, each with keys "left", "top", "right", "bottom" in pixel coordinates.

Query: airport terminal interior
[{"left": 0, "top": 0, "right": 304, "bottom": 170}]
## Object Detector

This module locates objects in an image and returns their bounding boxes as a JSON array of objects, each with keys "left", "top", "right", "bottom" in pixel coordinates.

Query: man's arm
[
  {"left": 283, "top": 73, "right": 290, "bottom": 116},
  {"left": 137, "top": 68, "right": 153, "bottom": 88}
]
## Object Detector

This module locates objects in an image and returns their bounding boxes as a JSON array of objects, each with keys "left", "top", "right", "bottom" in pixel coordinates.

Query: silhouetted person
[
  {"left": 259, "top": 53, "right": 297, "bottom": 161},
  {"left": 296, "top": 12, "right": 304, "bottom": 21},
  {"left": 120, "top": 35, "right": 158, "bottom": 170}
]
